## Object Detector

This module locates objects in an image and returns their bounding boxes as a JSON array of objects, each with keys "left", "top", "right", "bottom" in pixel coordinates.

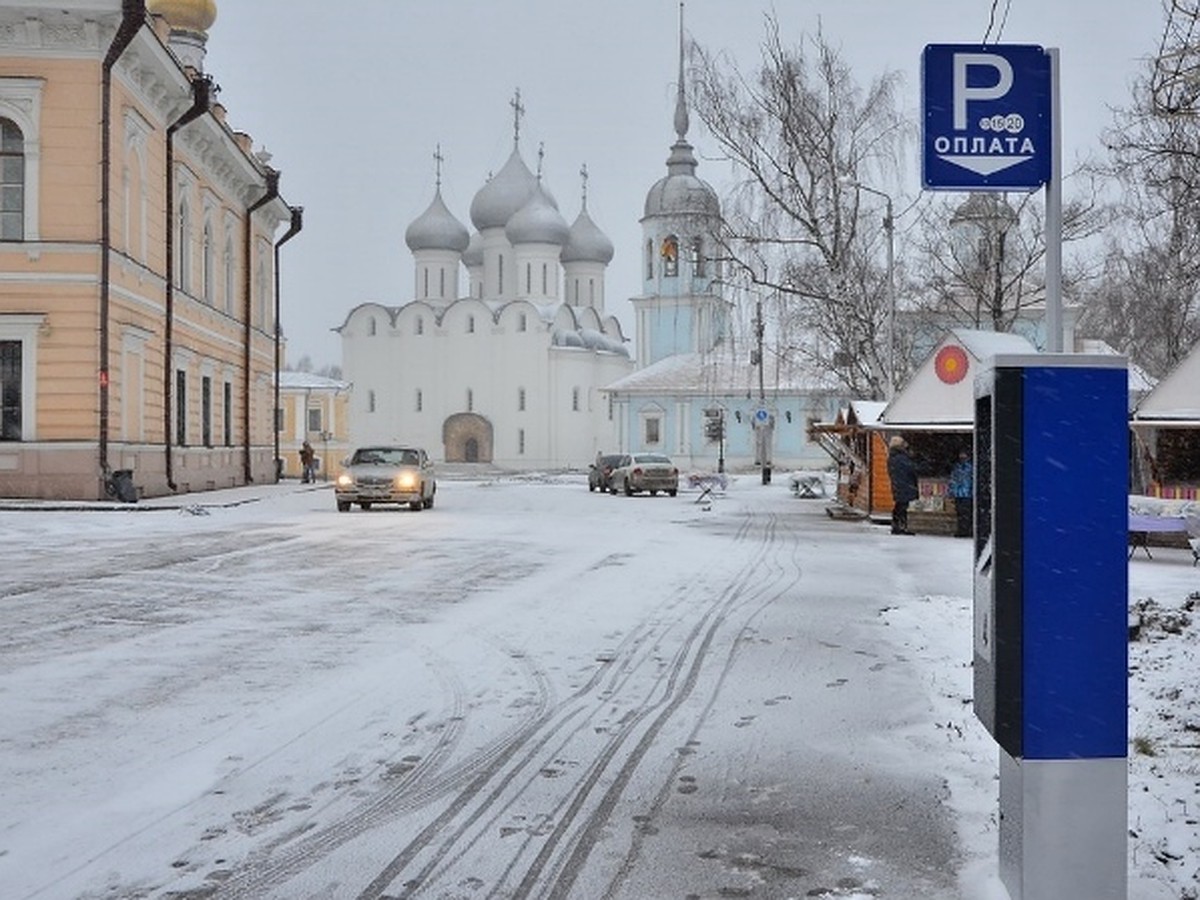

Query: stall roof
[
  {"left": 877, "top": 329, "right": 1035, "bottom": 429},
  {"left": 1132, "top": 340, "right": 1200, "bottom": 424}
]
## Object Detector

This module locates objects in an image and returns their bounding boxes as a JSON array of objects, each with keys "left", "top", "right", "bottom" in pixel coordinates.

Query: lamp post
[{"left": 846, "top": 180, "right": 895, "bottom": 399}]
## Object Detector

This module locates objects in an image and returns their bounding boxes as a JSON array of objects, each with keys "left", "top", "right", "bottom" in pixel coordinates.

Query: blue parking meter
[{"left": 973, "top": 354, "right": 1128, "bottom": 899}]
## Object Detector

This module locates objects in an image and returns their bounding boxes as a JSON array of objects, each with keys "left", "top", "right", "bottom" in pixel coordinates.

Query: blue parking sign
[{"left": 923, "top": 44, "right": 1052, "bottom": 191}]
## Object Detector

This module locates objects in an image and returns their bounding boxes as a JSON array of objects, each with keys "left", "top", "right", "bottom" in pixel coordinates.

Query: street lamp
[{"left": 844, "top": 178, "right": 895, "bottom": 399}]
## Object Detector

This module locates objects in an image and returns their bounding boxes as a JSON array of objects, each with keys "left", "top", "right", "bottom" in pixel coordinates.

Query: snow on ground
[{"left": 0, "top": 473, "right": 1197, "bottom": 898}]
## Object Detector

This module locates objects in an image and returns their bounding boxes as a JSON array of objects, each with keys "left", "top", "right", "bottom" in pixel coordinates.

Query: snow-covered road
[{"left": 7, "top": 474, "right": 1186, "bottom": 899}]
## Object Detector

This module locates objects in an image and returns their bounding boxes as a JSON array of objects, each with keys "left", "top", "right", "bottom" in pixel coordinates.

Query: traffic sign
[
  {"left": 922, "top": 44, "right": 1052, "bottom": 191},
  {"left": 754, "top": 408, "right": 770, "bottom": 424}
]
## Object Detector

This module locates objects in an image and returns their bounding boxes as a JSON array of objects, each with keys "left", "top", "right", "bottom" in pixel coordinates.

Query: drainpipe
[
  {"left": 244, "top": 169, "right": 280, "bottom": 483},
  {"left": 99, "top": 0, "right": 146, "bottom": 488},
  {"left": 163, "top": 75, "right": 212, "bottom": 491},
  {"left": 274, "top": 207, "right": 304, "bottom": 482}
]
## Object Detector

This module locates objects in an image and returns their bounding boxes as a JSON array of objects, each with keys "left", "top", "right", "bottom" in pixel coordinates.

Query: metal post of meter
[{"left": 1044, "top": 48, "right": 1064, "bottom": 353}]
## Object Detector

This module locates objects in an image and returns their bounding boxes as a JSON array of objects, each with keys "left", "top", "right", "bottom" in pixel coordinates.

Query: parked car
[
  {"left": 589, "top": 453, "right": 624, "bottom": 492},
  {"left": 610, "top": 452, "right": 679, "bottom": 497},
  {"left": 335, "top": 446, "right": 436, "bottom": 512}
]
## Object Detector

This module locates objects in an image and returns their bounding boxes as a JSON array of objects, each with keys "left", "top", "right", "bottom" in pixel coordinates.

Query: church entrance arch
[{"left": 443, "top": 413, "right": 493, "bottom": 463}]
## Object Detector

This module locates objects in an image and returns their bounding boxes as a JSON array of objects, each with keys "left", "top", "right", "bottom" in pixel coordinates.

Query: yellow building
[
  {"left": 277, "top": 371, "right": 351, "bottom": 482},
  {"left": 0, "top": 1, "right": 299, "bottom": 500}
]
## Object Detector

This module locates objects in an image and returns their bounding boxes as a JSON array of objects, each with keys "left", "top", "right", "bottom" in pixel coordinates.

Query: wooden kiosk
[{"left": 1131, "top": 340, "right": 1200, "bottom": 500}]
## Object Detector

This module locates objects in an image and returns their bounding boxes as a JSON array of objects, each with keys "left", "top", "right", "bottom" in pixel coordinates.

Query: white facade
[{"left": 338, "top": 129, "right": 631, "bottom": 469}]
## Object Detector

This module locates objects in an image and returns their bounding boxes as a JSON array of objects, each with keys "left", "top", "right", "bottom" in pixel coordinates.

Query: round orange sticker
[{"left": 935, "top": 345, "right": 969, "bottom": 384}]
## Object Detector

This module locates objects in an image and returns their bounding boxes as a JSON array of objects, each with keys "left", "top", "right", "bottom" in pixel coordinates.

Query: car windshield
[
  {"left": 352, "top": 448, "right": 419, "bottom": 466},
  {"left": 634, "top": 454, "right": 671, "bottom": 464}
]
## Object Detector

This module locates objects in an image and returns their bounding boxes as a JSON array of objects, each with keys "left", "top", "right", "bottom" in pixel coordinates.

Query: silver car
[
  {"left": 335, "top": 446, "right": 436, "bottom": 512},
  {"left": 610, "top": 452, "right": 679, "bottom": 497}
]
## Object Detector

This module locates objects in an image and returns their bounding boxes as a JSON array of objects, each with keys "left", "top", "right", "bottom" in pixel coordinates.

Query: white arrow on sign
[{"left": 939, "top": 154, "right": 1031, "bottom": 176}]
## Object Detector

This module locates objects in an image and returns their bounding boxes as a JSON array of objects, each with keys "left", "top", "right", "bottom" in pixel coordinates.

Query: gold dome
[{"left": 147, "top": 0, "right": 217, "bottom": 33}]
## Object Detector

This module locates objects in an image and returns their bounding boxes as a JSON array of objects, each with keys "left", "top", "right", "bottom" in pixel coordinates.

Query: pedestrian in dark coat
[
  {"left": 299, "top": 441, "right": 316, "bottom": 483},
  {"left": 886, "top": 435, "right": 918, "bottom": 535}
]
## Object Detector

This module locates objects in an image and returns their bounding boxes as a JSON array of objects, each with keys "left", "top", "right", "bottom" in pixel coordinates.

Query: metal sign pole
[{"left": 1044, "top": 48, "right": 1064, "bottom": 352}]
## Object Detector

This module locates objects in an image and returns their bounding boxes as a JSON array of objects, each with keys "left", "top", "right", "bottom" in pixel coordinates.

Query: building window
[
  {"left": 691, "top": 237, "right": 705, "bottom": 276},
  {"left": 608, "top": 394, "right": 614, "bottom": 422},
  {"left": 416, "top": 389, "right": 423, "bottom": 412},
  {"left": 644, "top": 416, "right": 661, "bottom": 445},
  {"left": 274, "top": 405, "right": 284, "bottom": 434},
  {"left": 574, "top": 279, "right": 580, "bottom": 303},
  {"left": 423, "top": 267, "right": 429, "bottom": 297},
  {"left": 175, "top": 369, "right": 187, "bottom": 446},
  {"left": 201, "top": 376, "right": 212, "bottom": 447},
  {"left": 223, "top": 381, "right": 232, "bottom": 446},
  {"left": 518, "top": 387, "right": 526, "bottom": 411},
  {"left": 367, "top": 389, "right": 376, "bottom": 413},
  {"left": 661, "top": 235, "right": 678, "bottom": 277},
  {"left": 467, "top": 389, "right": 474, "bottom": 412},
  {"left": 645, "top": 239, "right": 653, "bottom": 279},
  {"left": 572, "top": 386, "right": 580, "bottom": 412},
  {"left": 467, "top": 315, "right": 475, "bottom": 334},
  {"left": 0, "top": 118, "right": 25, "bottom": 241},
  {"left": 525, "top": 262, "right": 531, "bottom": 294},
  {"left": 498, "top": 254, "right": 504, "bottom": 293},
  {"left": 542, "top": 263, "right": 548, "bottom": 294},
  {"left": 368, "top": 316, "right": 376, "bottom": 336},
  {"left": 223, "top": 236, "right": 235, "bottom": 314},
  {"left": 0, "top": 339, "right": 21, "bottom": 439},
  {"left": 202, "top": 221, "right": 214, "bottom": 304},
  {"left": 416, "top": 316, "right": 424, "bottom": 335},
  {"left": 589, "top": 278, "right": 595, "bottom": 304},
  {"left": 307, "top": 407, "right": 322, "bottom": 432},
  {"left": 518, "top": 313, "right": 526, "bottom": 332},
  {"left": 177, "top": 197, "right": 191, "bottom": 292},
  {"left": 439, "top": 267, "right": 445, "bottom": 298},
  {"left": 518, "top": 428, "right": 525, "bottom": 455}
]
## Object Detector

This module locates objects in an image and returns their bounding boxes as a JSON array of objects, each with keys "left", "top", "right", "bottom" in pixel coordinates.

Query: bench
[{"left": 1128, "top": 513, "right": 1191, "bottom": 561}]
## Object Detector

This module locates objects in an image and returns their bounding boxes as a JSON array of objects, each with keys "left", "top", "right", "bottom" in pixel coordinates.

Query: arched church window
[
  {"left": 661, "top": 236, "right": 678, "bottom": 277},
  {"left": 498, "top": 255, "right": 504, "bottom": 294},
  {"left": 525, "top": 262, "right": 531, "bottom": 294},
  {"left": 467, "top": 314, "right": 475, "bottom": 334},
  {"left": 542, "top": 263, "right": 548, "bottom": 295},
  {"left": 367, "top": 317, "right": 376, "bottom": 336},
  {"left": 572, "top": 387, "right": 580, "bottom": 412},
  {"left": 415, "top": 316, "right": 423, "bottom": 335},
  {"left": 439, "top": 267, "right": 445, "bottom": 298},
  {"left": 423, "top": 267, "right": 429, "bottom": 297},
  {"left": 691, "top": 237, "right": 705, "bottom": 276},
  {"left": 645, "top": 240, "right": 653, "bottom": 279},
  {"left": 467, "top": 388, "right": 474, "bottom": 412},
  {"left": 367, "top": 389, "right": 376, "bottom": 413},
  {"left": 589, "top": 278, "right": 595, "bottom": 304},
  {"left": 518, "top": 313, "right": 527, "bottom": 332},
  {"left": 0, "top": 118, "right": 25, "bottom": 240}
]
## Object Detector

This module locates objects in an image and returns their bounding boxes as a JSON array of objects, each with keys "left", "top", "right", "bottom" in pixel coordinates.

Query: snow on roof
[
  {"left": 1076, "top": 339, "right": 1157, "bottom": 395},
  {"left": 881, "top": 329, "right": 1036, "bottom": 427},
  {"left": 277, "top": 371, "right": 350, "bottom": 391},
  {"left": 1132, "top": 340, "right": 1200, "bottom": 423},
  {"left": 604, "top": 343, "right": 841, "bottom": 395},
  {"left": 848, "top": 400, "right": 886, "bottom": 425}
]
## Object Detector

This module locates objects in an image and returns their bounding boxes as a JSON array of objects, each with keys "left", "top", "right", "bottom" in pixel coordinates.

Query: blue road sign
[
  {"left": 754, "top": 408, "right": 770, "bottom": 424},
  {"left": 922, "top": 44, "right": 1052, "bottom": 191}
]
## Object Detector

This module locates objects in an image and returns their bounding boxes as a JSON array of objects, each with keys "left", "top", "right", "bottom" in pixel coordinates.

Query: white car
[
  {"left": 335, "top": 446, "right": 436, "bottom": 512},
  {"left": 610, "top": 452, "right": 679, "bottom": 497}
]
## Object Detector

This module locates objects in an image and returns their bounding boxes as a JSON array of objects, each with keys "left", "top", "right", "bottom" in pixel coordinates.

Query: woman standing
[{"left": 886, "top": 435, "right": 918, "bottom": 535}]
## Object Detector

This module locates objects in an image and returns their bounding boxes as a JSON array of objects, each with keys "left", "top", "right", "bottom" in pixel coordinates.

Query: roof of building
[
  {"left": 277, "top": 371, "right": 350, "bottom": 391},
  {"left": 604, "top": 342, "right": 840, "bottom": 396},
  {"left": 405, "top": 187, "right": 470, "bottom": 253}
]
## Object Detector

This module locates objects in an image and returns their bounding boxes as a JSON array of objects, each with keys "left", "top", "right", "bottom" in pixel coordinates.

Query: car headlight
[
  {"left": 337, "top": 473, "right": 355, "bottom": 487},
  {"left": 396, "top": 472, "right": 417, "bottom": 490}
]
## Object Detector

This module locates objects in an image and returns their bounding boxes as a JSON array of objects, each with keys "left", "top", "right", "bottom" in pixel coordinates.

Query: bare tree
[
  {"left": 1082, "top": 3, "right": 1200, "bottom": 377},
  {"left": 689, "top": 15, "right": 910, "bottom": 398}
]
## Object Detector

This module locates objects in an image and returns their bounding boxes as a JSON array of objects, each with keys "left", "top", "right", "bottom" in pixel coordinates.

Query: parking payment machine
[{"left": 973, "top": 354, "right": 1128, "bottom": 900}]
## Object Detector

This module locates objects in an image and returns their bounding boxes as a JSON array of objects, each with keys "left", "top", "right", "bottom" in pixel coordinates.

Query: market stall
[{"left": 1131, "top": 340, "right": 1200, "bottom": 500}]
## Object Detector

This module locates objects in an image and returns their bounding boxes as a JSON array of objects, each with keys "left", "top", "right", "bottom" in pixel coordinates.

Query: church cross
[
  {"left": 580, "top": 163, "right": 589, "bottom": 207},
  {"left": 510, "top": 88, "right": 525, "bottom": 147},
  {"left": 433, "top": 143, "right": 444, "bottom": 189}
]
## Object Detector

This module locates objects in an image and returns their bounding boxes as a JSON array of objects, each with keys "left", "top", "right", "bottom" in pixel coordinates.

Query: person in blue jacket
[
  {"left": 886, "top": 435, "right": 919, "bottom": 535},
  {"left": 949, "top": 448, "right": 974, "bottom": 538}
]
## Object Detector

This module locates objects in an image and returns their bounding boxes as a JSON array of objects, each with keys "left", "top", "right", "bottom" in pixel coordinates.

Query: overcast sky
[{"left": 200, "top": 1, "right": 1166, "bottom": 370}]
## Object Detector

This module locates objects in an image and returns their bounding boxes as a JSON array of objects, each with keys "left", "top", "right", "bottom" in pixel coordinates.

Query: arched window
[
  {"left": 525, "top": 262, "right": 532, "bottom": 294},
  {"left": 467, "top": 314, "right": 475, "bottom": 334},
  {"left": 439, "top": 267, "right": 445, "bottom": 298},
  {"left": 202, "top": 220, "right": 214, "bottom": 305},
  {"left": 467, "top": 388, "right": 474, "bottom": 412},
  {"left": 367, "top": 316, "right": 376, "bottom": 336},
  {"left": 661, "top": 235, "right": 678, "bottom": 277},
  {"left": 367, "top": 389, "right": 376, "bottom": 413},
  {"left": 177, "top": 197, "right": 191, "bottom": 291},
  {"left": 572, "top": 386, "right": 580, "bottom": 412},
  {"left": 223, "top": 235, "right": 235, "bottom": 314},
  {"left": 415, "top": 316, "right": 424, "bottom": 335},
  {"left": 691, "top": 237, "right": 705, "bottom": 276},
  {"left": 0, "top": 118, "right": 25, "bottom": 241},
  {"left": 498, "top": 255, "right": 504, "bottom": 293},
  {"left": 542, "top": 263, "right": 548, "bottom": 295},
  {"left": 423, "top": 267, "right": 429, "bottom": 297},
  {"left": 645, "top": 239, "right": 653, "bottom": 279},
  {"left": 416, "top": 389, "right": 423, "bottom": 412},
  {"left": 518, "top": 313, "right": 527, "bottom": 332}
]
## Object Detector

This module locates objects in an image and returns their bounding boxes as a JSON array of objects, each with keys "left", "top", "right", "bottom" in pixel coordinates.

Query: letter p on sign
[{"left": 953, "top": 53, "right": 1014, "bottom": 129}]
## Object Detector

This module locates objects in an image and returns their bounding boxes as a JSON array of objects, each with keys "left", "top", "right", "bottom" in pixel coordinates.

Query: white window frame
[
  {"left": 0, "top": 314, "right": 43, "bottom": 440},
  {"left": 0, "top": 78, "right": 43, "bottom": 241}
]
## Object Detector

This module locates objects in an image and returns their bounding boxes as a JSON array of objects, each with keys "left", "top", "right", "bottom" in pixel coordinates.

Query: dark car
[{"left": 589, "top": 453, "right": 623, "bottom": 492}]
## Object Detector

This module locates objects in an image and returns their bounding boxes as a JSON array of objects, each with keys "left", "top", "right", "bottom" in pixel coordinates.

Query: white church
[
  {"left": 336, "top": 94, "right": 633, "bottom": 468},
  {"left": 337, "top": 30, "right": 845, "bottom": 473}
]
